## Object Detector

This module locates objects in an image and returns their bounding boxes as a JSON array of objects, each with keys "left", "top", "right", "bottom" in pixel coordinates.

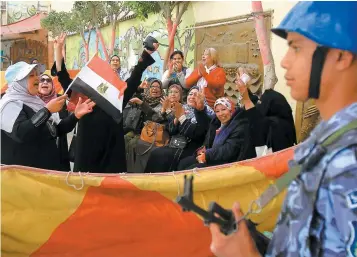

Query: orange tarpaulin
[{"left": 1, "top": 147, "right": 295, "bottom": 257}]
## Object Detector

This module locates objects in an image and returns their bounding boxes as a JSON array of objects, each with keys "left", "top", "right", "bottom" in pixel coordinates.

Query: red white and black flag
[{"left": 67, "top": 55, "right": 127, "bottom": 123}]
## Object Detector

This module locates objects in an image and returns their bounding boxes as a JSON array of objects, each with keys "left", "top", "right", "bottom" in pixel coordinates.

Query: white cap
[{"left": 5, "top": 61, "right": 43, "bottom": 84}]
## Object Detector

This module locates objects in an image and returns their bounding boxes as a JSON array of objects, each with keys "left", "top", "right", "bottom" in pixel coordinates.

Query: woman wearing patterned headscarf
[
  {"left": 128, "top": 78, "right": 164, "bottom": 123},
  {"left": 124, "top": 78, "right": 166, "bottom": 172},
  {"left": 0, "top": 62, "right": 95, "bottom": 170},
  {"left": 145, "top": 86, "right": 215, "bottom": 173},
  {"left": 177, "top": 96, "right": 257, "bottom": 170},
  {"left": 38, "top": 73, "right": 72, "bottom": 170}
]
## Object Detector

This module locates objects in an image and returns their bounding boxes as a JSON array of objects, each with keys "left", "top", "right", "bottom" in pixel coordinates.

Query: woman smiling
[
  {"left": 178, "top": 97, "right": 257, "bottom": 170},
  {"left": 0, "top": 62, "right": 94, "bottom": 170},
  {"left": 37, "top": 73, "right": 72, "bottom": 170}
]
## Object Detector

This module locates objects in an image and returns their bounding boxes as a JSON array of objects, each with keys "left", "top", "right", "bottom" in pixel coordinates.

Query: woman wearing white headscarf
[{"left": 0, "top": 62, "right": 95, "bottom": 170}]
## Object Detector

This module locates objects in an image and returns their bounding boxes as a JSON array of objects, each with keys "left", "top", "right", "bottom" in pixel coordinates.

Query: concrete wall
[
  {"left": 64, "top": 7, "right": 195, "bottom": 81},
  {"left": 191, "top": 1, "right": 297, "bottom": 116}
]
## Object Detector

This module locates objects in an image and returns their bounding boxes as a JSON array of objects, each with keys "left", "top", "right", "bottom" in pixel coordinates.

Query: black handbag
[
  {"left": 124, "top": 104, "right": 142, "bottom": 132},
  {"left": 169, "top": 135, "right": 188, "bottom": 149}
]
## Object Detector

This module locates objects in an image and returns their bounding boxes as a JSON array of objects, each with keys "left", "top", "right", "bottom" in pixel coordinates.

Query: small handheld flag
[{"left": 66, "top": 55, "right": 127, "bottom": 124}]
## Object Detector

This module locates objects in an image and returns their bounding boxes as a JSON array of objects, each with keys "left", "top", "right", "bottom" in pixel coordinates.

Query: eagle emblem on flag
[{"left": 97, "top": 83, "right": 109, "bottom": 95}]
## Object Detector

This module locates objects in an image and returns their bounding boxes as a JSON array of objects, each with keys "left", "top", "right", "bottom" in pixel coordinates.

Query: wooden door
[
  {"left": 10, "top": 39, "right": 48, "bottom": 68},
  {"left": 295, "top": 100, "right": 320, "bottom": 143}
]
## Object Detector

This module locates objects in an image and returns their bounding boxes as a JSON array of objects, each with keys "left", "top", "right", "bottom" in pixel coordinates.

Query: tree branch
[
  {"left": 175, "top": 3, "right": 180, "bottom": 21},
  {"left": 86, "top": 29, "right": 91, "bottom": 46},
  {"left": 80, "top": 31, "right": 86, "bottom": 45},
  {"left": 176, "top": 2, "right": 189, "bottom": 24},
  {"left": 176, "top": 33, "right": 182, "bottom": 50}
]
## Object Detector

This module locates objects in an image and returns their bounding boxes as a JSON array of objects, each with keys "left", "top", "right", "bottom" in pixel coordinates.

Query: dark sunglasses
[{"left": 40, "top": 78, "right": 52, "bottom": 83}]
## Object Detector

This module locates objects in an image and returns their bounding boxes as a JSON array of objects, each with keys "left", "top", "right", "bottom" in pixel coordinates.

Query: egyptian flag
[{"left": 67, "top": 55, "right": 127, "bottom": 123}]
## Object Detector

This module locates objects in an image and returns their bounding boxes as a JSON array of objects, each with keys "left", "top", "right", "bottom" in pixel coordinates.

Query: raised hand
[
  {"left": 54, "top": 33, "right": 67, "bottom": 48},
  {"left": 197, "top": 62, "right": 206, "bottom": 76},
  {"left": 194, "top": 91, "right": 205, "bottom": 111},
  {"left": 144, "top": 42, "right": 159, "bottom": 55},
  {"left": 160, "top": 96, "right": 171, "bottom": 112},
  {"left": 173, "top": 102, "right": 185, "bottom": 119},
  {"left": 74, "top": 97, "right": 96, "bottom": 119},
  {"left": 235, "top": 67, "right": 250, "bottom": 100},
  {"left": 168, "top": 60, "right": 174, "bottom": 75},
  {"left": 45, "top": 94, "right": 67, "bottom": 113},
  {"left": 139, "top": 80, "right": 149, "bottom": 89}
]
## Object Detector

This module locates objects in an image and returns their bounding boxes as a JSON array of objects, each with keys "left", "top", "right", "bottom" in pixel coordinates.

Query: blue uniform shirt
[{"left": 267, "top": 102, "right": 357, "bottom": 257}]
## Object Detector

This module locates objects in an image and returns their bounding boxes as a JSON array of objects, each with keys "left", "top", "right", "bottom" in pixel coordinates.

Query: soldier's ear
[{"left": 335, "top": 50, "right": 355, "bottom": 71}]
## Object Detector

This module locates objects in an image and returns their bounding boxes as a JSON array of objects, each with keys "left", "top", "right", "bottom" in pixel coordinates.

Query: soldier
[{"left": 209, "top": 1, "right": 357, "bottom": 257}]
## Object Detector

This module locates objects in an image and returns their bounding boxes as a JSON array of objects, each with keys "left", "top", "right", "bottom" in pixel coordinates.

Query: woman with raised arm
[
  {"left": 185, "top": 48, "right": 226, "bottom": 108},
  {"left": 0, "top": 62, "right": 94, "bottom": 169},
  {"left": 52, "top": 34, "right": 159, "bottom": 173}
]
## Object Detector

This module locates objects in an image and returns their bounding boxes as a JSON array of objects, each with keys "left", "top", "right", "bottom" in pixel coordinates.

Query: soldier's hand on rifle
[{"left": 209, "top": 202, "right": 261, "bottom": 257}]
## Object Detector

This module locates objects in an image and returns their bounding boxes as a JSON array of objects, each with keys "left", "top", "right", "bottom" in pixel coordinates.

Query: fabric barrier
[{"left": 1, "top": 147, "right": 294, "bottom": 257}]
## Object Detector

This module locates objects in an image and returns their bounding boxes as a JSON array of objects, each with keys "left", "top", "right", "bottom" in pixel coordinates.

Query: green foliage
[
  {"left": 72, "top": 1, "right": 106, "bottom": 28},
  {"left": 40, "top": 11, "right": 72, "bottom": 37},
  {"left": 103, "top": 1, "right": 131, "bottom": 24},
  {"left": 123, "top": 2, "right": 161, "bottom": 20}
]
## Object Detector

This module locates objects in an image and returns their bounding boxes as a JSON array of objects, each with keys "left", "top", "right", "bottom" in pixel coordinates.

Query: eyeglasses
[
  {"left": 150, "top": 85, "right": 161, "bottom": 89},
  {"left": 40, "top": 78, "right": 52, "bottom": 83}
]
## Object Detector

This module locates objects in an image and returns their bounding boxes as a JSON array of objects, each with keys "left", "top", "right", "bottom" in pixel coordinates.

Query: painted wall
[
  {"left": 65, "top": 6, "right": 195, "bottom": 81},
  {"left": 4, "top": 1, "right": 50, "bottom": 24},
  {"left": 191, "top": 1, "right": 297, "bottom": 116},
  {"left": 59, "top": 1, "right": 297, "bottom": 116}
]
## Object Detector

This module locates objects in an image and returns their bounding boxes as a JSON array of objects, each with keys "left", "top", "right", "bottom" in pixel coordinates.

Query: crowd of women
[{"left": 0, "top": 34, "right": 296, "bottom": 173}]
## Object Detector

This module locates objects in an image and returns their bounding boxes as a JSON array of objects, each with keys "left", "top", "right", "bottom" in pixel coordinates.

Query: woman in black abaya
[{"left": 53, "top": 34, "right": 159, "bottom": 173}]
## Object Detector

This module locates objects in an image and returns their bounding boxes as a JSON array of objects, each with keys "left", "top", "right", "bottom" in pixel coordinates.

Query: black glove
[{"left": 143, "top": 36, "right": 158, "bottom": 51}]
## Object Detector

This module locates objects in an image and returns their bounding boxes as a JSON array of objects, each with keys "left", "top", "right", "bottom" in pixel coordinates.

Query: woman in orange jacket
[{"left": 185, "top": 48, "right": 226, "bottom": 108}]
